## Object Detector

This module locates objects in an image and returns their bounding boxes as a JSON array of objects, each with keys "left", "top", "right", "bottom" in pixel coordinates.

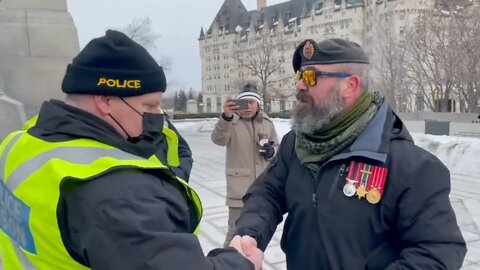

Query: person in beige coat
[{"left": 211, "top": 83, "right": 279, "bottom": 247}]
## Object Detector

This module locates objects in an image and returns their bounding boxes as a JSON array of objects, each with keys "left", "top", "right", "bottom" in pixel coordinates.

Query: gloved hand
[{"left": 259, "top": 142, "right": 274, "bottom": 159}]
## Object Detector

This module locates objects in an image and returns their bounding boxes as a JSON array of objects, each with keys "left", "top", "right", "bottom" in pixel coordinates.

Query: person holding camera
[{"left": 211, "top": 83, "right": 279, "bottom": 247}]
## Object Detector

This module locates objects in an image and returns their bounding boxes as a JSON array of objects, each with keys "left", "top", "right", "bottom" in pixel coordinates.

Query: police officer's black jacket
[
  {"left": 235, "top": 101, "right": 467, "bottom": 269},
  {"left": 30, "top": 100, "right": 253, "bottom": 270},
  {"left": 171, "top": 122, "right": 193, "bottom": 181},
  {"left": 160, "top": 118, "right": 194, "bottom": 182}
]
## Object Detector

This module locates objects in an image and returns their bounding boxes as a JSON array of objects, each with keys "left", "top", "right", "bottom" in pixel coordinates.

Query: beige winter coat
[{"left": 211, "top": 112, "right": 279, "bottom": 207}]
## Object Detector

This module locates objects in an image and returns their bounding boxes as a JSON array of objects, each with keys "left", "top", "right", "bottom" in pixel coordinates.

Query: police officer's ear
[{"left": 93, "top": 95, "right": 113, "bottom": 116}]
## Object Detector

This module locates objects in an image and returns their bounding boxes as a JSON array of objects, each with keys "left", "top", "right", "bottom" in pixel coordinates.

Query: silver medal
[{"left": 343, "top": 183, "right": 356, "bottom": 197}]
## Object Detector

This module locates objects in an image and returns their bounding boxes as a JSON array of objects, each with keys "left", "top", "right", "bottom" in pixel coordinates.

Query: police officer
[
  {"left": 22, "top": 112, "right": 193, "bottom": 182},
  {"left": 232, "top": 38, "right": 467, "bottom": 269},
  {"left": 0, "top": 30, "right": 262, "bottom": 269}
]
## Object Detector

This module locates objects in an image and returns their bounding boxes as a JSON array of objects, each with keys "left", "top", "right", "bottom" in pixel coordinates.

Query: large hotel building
[{"left": 198, "top": 0, "right": 465, "bottom": 113}]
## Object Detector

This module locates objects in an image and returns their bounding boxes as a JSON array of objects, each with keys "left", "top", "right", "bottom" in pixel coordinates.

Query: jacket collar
[
  {"left": 30, "top": 100, "right": 161, "bottom": 158},
  {"left": 328, "top": 101, "right": 413, "bottom": 164}
]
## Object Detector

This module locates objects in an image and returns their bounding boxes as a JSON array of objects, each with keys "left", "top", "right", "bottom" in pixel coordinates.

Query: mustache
[{"left": 296, "top": 92, "right": 313, "bottom": 102}]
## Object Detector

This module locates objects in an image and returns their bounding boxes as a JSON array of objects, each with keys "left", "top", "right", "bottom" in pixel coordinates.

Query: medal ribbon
[
  {"left": 360, "top": 163, "right": 370, "bottom": 188},
  {"left": 377, "top": 167, "right": 387, "bottom": 196}
]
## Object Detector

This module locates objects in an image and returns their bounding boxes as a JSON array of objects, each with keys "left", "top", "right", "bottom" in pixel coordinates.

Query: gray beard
[{"left": 291, "top": 84, "right": 344, "bottom": 134}]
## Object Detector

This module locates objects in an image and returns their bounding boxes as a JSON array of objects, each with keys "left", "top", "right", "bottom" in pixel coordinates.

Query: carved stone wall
[{"left": 0, "top": 0, "right": 79, "bottom": 118}]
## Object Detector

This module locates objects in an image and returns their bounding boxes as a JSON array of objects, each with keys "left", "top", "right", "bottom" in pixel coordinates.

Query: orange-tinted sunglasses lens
[{"left": 296, "top": 69, "right": 317, "bottom": 86}]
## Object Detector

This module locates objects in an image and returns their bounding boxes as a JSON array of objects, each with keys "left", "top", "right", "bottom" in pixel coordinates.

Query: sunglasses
[{"left": 296, "top": 68, "right": 351, "bottom": 86}]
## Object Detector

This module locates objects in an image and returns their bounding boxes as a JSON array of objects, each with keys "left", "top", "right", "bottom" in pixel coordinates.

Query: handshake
[{"left": 229, "top": 235, "right": 264, "bottom": 270}]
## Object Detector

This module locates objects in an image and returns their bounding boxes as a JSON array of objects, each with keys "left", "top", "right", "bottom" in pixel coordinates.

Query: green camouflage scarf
[{"left": 295, "top": 91, "right": 384, "bottom": 172}]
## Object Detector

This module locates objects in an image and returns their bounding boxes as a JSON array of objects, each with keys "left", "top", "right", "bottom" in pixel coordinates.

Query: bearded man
[{"left": 230, "top": 38, "right": 466, "bottom": 270}]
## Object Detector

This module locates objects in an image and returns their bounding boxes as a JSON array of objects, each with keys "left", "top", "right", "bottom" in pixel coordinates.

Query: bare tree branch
[
  {"left": 117, "top": 17, "right": 172, "bottom": 72},
  {"left": 233, "top": 32, "right": 290, "bottom": 112}
]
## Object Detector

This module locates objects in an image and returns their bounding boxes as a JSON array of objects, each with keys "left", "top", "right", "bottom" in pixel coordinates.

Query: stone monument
[
  {"left": 0, "top": 73, "right": 27, "bottom": 139},
  {"left": 0, "top": 0, "right": 79, "bottom": 123}
]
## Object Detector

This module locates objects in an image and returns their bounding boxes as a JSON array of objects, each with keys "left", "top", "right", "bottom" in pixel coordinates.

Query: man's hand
[
  {"left": 230, "top": 235, "right": 264, "bottom": 270},
  {"left": 223, "top": 97, "right": 239, "bottom": 118}
]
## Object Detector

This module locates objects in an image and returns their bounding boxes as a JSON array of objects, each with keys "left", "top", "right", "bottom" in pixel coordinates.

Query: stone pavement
[{"left": 181, "top": 121, "right": 480, "bottom": 270}]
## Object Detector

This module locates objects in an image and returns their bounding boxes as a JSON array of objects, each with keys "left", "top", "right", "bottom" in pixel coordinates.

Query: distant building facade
[{"left": 199, "top": 0, "right": 470, "bottom": 113}]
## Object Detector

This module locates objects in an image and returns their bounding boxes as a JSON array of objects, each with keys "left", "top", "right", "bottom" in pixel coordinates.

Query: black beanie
[
  {"left": 62, "top": 30, "right": 167, "bottom": 96},
  {"left": 292, "top": 38, "right": 369, "bottom": 72}
]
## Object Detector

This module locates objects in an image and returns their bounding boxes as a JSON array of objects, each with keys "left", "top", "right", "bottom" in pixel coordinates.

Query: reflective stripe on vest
[
  {"left": 0, "top": 131, "right": 202, "bottom": 269},
  {"left": 0, "top": 132, "right": 36, "bottom": 270},
  {"left": 162, "top": 120, "right": 180, "bottom": 167},
  {"left": 23, "top": 115, "right": 182, "bottom": 169}
]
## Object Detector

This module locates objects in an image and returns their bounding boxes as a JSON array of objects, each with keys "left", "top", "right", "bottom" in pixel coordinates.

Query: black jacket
[
  {"left": 235, "top": 102, "right": 466, "bottom": 269},
  {"left": 30, "top": 100, "right": 253, "bottom": 270},
  {"left": 157, "top": 118, "right": 193, "bottom": 181}
]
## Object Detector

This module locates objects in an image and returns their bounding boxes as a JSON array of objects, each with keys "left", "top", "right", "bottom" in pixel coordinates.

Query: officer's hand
[
  {"left": 223, "top": 97, "right": 239, "bottom": 118},
  {"left": 259, "top": 142, "right": 274, "bottom": 159}
]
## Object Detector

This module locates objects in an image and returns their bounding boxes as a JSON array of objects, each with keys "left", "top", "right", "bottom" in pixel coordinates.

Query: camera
[{"left": 234, "top": 99, "right": 249, "bottom": 110}]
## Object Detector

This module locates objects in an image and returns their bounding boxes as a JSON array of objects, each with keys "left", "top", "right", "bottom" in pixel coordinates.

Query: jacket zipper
[
  {"left": 330, "top": 164, "right": 347, "bottom": 199},
  {"left": 311, "top": 163, "right": 347, "bottom": 207},
  {"left": 311, "top": 169, "right": 319, "bottom": 207}
]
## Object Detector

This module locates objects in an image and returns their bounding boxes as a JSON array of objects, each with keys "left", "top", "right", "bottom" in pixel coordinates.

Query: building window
[
  {"left": 216, "top": 97, "right": 222, "bottom": 113},
  {"left": 206, "top": 97, "right": 212, "bottom": 112},
  {"left": 280, "top": 100, "right": 286, "bottom": 112}
]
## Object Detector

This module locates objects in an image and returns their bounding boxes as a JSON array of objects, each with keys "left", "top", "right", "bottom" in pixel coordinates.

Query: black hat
[
  {"left": 292, "top": 38, "right": 369, "bottom": 72},
  {"left": 62, "top": 30, "right": 167, "bottom": 96}
]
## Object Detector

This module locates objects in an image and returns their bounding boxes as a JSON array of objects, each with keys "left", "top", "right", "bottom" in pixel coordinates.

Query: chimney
[{"left": 257, "top": 0, "right": 266, "bottom": 10}]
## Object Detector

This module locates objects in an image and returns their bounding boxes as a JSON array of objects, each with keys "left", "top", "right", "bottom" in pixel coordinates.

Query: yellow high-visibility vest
[
  {"left": 0, "top": 130, "right": 202, "bottom": 269},
  {"left": 23, "top": 114, "right": 181, "bottom": 168}
]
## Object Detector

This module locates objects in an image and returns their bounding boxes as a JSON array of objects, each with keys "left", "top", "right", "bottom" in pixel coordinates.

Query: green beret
[{"left": 292, "top": 38, "right": 369, "bottom": 72}]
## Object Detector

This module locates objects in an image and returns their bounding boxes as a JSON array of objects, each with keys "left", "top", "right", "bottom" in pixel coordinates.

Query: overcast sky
[{"left": 67, "top": 0, "right": 286, "bottom": 96}]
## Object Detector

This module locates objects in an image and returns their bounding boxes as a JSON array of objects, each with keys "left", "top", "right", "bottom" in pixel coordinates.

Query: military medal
[
  {"left": 366, "top": 166, "right": 388, "bottom": 204},
  {"left": 366, "top": 188, "right": 381, "bottom": 204},
  {"left": 356, "top": 185, "right": 367, "bottom": 199},
  {"left": 343, "top": 179, "right": 357, "bottom": 197},
  {"left": 343, "top": 161, "right": 358, "bottom": 197},
  {"left": 343, "top": 161, "right": 389, "bottom": 204},
  {"left": 356, "top": 163, "right": 371, "bottom": 199}
]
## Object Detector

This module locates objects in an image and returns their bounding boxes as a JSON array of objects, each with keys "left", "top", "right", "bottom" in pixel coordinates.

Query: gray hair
[{"left": 335, "top": 63, "right": 369, "bottom": 92}]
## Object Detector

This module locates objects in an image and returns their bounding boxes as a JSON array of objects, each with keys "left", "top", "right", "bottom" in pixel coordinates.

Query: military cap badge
[{"left": 302, "top": 41, "right": 315, "bottom": 60}]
